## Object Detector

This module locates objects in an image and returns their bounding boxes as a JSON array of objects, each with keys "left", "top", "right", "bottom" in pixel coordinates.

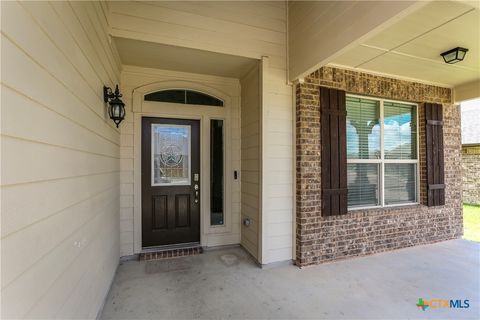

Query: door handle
[{"left": 194, "top": 184, "right": 199, "bottom": 203}]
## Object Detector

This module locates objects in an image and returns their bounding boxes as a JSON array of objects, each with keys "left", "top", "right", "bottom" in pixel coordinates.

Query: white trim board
[{"left": 124, "top": 69, "right": 241, "bottom": 254}]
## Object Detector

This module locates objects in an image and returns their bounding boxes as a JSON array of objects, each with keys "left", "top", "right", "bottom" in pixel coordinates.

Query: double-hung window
[{"left": 346, "top": 95, "right": 418, "bottom": 209}]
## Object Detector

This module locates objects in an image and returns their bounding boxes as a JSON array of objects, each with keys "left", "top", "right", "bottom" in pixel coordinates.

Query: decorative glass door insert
[{"left": 151, "top": 124, "right": 191, "bottom": 186}]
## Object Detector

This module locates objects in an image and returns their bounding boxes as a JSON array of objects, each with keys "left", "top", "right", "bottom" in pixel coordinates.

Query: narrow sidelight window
[
  {"left": 346, "top": 96, "right": 418, "bottom": 209},
  {"left": 210, "top": 119, "right": 224, "bottom": 225}
]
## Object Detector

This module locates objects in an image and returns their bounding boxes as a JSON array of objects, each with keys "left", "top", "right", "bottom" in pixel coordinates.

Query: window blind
[
  {"left": 384, "top": 163, "right": 416, "bottom": 205},
  {"left": 384, "top": 102, "right": 417, "bottom": 160},
  {"left": 347, "top": 163, "right": 379, "bottom": 208},
  {"left": 346, "top": 97, "right": 380, "bottom": 159}
]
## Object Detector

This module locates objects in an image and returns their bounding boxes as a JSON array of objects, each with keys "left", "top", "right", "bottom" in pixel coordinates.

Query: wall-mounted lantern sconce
[
  {"left": 440, "top": 47, "right": 468, "bottom": 64},
  {"left": 103, "top": 85, "right": 125, "bottom": 128}
]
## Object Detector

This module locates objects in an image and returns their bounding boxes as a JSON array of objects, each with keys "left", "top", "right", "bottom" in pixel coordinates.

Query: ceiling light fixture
[{"left": 440, "top": 47, "right": 468, "bottom": 64}]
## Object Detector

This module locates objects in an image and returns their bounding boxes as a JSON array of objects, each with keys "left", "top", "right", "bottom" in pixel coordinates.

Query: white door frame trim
[{"left": 132, "top": 80, "right": 237, "bottom": 253}]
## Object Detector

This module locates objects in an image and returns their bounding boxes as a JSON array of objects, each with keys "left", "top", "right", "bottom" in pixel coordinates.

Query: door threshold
[
  {"left": 139, "top": 243, "right": 203, "bottom": 261},
  {"left": 141, "top": 242, "right": 201, "bottom": 253}
]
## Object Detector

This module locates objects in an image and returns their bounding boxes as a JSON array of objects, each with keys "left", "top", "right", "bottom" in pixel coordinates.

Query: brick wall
[
  {"left": 462, "top": 146, "right": 480, "bottom": 205},
  {"left": 296, "top": 66, "right": 463, "bottom": 267}
]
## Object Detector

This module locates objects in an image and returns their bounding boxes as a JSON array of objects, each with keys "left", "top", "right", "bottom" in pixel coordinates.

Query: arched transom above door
[
  {"left": 132, "top": 80, "right": 232, "bottom": 113},
  {"left": 145, "top": 89, "right": 224, "bottom": 107}
]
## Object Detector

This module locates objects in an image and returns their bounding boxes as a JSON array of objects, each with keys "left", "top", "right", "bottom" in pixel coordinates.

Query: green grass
[{"left": 463, "top": 204, "right": 480, "bottom": 242}]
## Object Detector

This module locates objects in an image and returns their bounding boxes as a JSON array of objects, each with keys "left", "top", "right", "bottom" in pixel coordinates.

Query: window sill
[{"left": 348, "top": 202, "right": 420, "bottom": 212}]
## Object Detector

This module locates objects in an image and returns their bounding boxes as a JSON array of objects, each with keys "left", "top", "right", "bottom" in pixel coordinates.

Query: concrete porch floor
[{"left": 101, "top": 240, "right": 479, "bottom": 319}]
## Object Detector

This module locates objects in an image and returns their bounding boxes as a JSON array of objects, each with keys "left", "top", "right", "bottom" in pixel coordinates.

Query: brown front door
[{"left": 142, "top": 117, "right": 200, "bottom": 247}]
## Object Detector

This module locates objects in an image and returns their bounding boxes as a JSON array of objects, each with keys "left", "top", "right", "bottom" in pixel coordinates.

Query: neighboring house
[
  {"left": 1, "top": 1, "right": 479, "bottom": 318},
  {"left": 461, "top": 101, "right": 480, "bottom": 205}
]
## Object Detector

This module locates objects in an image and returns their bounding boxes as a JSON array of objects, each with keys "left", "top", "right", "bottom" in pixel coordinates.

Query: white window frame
[{"left": 347, "top": 94, "right": 420, "bottom": 210}]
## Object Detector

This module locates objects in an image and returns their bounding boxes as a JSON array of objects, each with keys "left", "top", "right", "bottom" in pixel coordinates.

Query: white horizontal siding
[
  {"left": 108, "top": 1, "right": 286, "bottom": 69},
  {"left": 1, "top": 137, "right": 118, "bottom": 186},
  {"left": 241, "top": 60, "right": 294, "bottom": 264},
  {"left": 241, "top": 64, "right": 261, "bottom": 260},
  {"left": 107, "top": 1, "right": 294, "bottom": 264},
  {"left": 139, "top": 1, "right": 286, "bottom": 30},
  {"left": 1, "top": 1, "right": 121, "bottom": 318},
  {"left": 261, "top": 61, "right": 294, "bottom": 264},
  {"left": 2, "top": 86, "right": 118, "bottom": 158},
  {"left": 1, "top": 172, "right": 118, "bottom": 238}
]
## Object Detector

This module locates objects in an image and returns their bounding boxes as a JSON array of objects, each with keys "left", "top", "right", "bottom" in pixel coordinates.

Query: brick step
[{"left": 139, "top": 246, "right": 203, "bottom": 261}]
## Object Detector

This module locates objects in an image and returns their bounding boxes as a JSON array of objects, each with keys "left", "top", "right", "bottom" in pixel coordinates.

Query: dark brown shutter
[
  {"left": 320, "top": 87, "right": 347, "bottom": 216},
  {"left": 425, "top": 103, "right": 445, "bottom": 206}
]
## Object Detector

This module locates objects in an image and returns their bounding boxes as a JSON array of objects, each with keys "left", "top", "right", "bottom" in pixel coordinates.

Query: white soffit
[
  {"left": 330, "top": 1, "right": 480, "bottom": 87},
  {"left": 113, "top": 37, "right": 258, "bottom": 79}
]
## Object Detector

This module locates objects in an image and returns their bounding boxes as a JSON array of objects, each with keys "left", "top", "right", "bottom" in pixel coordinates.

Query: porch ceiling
[
  {"left": 329, "top": 1, "right": 479, "bottom": 88},
  {"left": 113, "top": 37, "right": 258, "bottom": 78}
]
